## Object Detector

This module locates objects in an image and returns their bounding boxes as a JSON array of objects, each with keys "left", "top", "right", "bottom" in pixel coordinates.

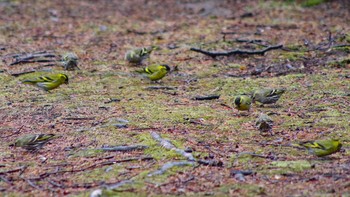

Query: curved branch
[{"left": 190, "top": 44, "right": 283, "bottom": 58}]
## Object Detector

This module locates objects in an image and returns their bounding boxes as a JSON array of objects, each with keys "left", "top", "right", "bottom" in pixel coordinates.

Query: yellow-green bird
[
  {"left": 125, "top": 46, "right": 155, "bottom": 64},
  {"left": 252, "top": 88, "right": 286, "bottom": 104},
  {"left": 61, "top": 52, "right": 79, "bottom": 70},
  {"left": 136, "top": 64, "right": 171, "bottom": 81},
  {"left": 22, "top": 73, "right": 69, "bottom": 91},
  {"left": 299, "top": 139, "right": 342, "bottom": 157},
  {"left": 12, "top": 134, "right": 58, "bottom": 152},
  {"left": 233, "top": 95, "right": 252, "bottom": 111}
]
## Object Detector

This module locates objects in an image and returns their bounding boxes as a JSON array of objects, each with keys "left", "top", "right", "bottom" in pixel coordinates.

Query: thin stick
[{"left": 190, "top": 44, "right": 283, "bottom": 58}]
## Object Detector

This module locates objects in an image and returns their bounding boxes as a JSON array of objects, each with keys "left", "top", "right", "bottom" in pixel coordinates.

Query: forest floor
[{"left": 1, "top": 0, "right": 350, "bottom": 196}]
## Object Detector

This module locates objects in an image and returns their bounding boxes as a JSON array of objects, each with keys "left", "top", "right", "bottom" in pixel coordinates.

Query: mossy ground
[{"left": 0, "top": 0, "right": 349, "bottom": 196}]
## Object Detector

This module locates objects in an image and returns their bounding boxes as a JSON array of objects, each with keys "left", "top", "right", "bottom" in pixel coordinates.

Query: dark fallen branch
[
  {"left": 148, "top": 161, "right": 195, "bottom": 177},
  {"left": 193, "top": 95, "right": 220, "bottom": 100},
  {"left": 150, "top": 131, "right": 196, "bottom": 161},
  {"left": 97, "top": 145, "right": 148, "bottom": 152},
  {"left": 313, "top": 31, "right": 335, "bottom": 51},
  {"left": 145, "top": 86, "right": 177, "bottom": 90},
  {"left": 10, "top": 52, "right": 57, "bottom": 66},
  {"left": 17, "top": 52, "right": 55, "bottom": 59},
  {"left": 10, "top": 70, "right": 36, "bottom": 77},
  {"left": 24, "top": 178, "right": 43, "bottom": 190},
  {"left": 33, "top": 156, "right": 154, "bottom": 180},
  {"left": 0, "top": 167, "right": 26, "bottom": 175},
  {"left": 7, "top": 51, "right": 51, "bottom": 58},
  {"left": 197, "top": 159, "right": 223, "bottom": 167},
  {"left": 62, "top": 117, "right": 96, "bottom": 121},
  {"left": 10, "top": 59, "right": 56, "bottom": 66},
  {"left": 301, "top": 32, "right": 350, "bottom": 52},
  {"left": 190, "top": 44, "right": 283, "bottom": 58},
  {"left": 0, "top": 175, "right": 12, "bottom": 185},
  {"left": 36, "top": 63, "right": 57, "bottom": 68},
  {"left": 48, "top": 179, "right": 64, "bottom": 188},
  {"left": 220, "top": 103, "right": 233, "bottom": 110}
]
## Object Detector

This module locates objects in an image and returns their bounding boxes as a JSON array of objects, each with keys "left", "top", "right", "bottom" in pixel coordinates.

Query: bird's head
[
  {"left": 234, "top": 96, "right": 242, "bottom": 106},
  {"left": 59, "top": 74, "right": 69, "bottom": 84},
  {"left": 63, "top": 52, "right": 78, "bottom": 62},
  {"left": 142, "top": 46, "right": 158, "bottom": 55},
  {"left": 161, "top": 64, "right": 171, "bottom": 72},
  {"left": 251, "top": 93, "right": 256, "bottom": 101}
]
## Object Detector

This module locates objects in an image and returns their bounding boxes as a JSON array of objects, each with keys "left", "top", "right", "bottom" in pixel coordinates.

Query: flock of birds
[{"left": 11, "top": 46, "right": 343, "bottom": 158}]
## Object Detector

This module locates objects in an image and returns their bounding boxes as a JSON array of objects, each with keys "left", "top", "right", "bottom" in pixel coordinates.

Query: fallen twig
[
  {"left": 197, "top": 159, "right": 223, "bottom": 167},
  {"left": 150, "top": 131, "right": 196, "bottom": 161},
  {"left": 62, "top": 117, "right": 96, "bottom": 121},
  {"left": 25, "top": 178, "right": 43, "bottom": 190},
  {"left": 193, "top": 95, "right": 220, "bottom": 100},
  {"left": 145, "top": 86, "right": 177, "bottom": 90},
  {"left": 148, "top": 161, "right": 195, "bottom": 177},
  {"left": 97, "top": 145, "right": 148, "bottom": 152},
  {"left": 48, "top": 179, "right": 64, "bottom": 188},
  {"left": 33, "top": 156, "right": 154, "bottom": 180},
  {"left": 0, "top": 175, "right": 12, "bottom": 185},
  {"left": 9, "top": 70, "right": 36, "bottom": 77},
  {"left": 10, "top": 59, "right": 57, "bottom": 66},
  {"left": 220, "top": 103, "right": 233, "bottom": 110},
  {"left": 1, "top": 125, "right": 24, "bottom": 138},
  {"left": 190, "top": 44, "right": 283, "bottom": 58},
  {"left": 10, "top": 52, "right": 57, "bottom": 66},
  {"left": 0, "top": 167, "right": 26, "bottom": 175}
]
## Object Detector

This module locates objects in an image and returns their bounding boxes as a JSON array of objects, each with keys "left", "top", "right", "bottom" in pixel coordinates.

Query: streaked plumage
[
  {"left": 61, "top": 52, "right": 79, "bottom": 70},
  {"left": 22, "top": 73, "right": 69, "bottom": 91},
  {"left": 256, "top": 113, "right": 273, "bottom": 133},
  {"left": 136, "top": 64, "right": 170, "bottom": 81},
  {"left": 299, "top": 139, "right": 342, "bottom": 157},
  {"left": 125, "top": 46, "right": 155, "bottom": 64},
  {"left": 13, "top": 134, "right": 57, "bottom": 152},
  {"left": 252, "top": 88, "right": 286, "bottom": 104},
  {"left": 233, "top": 95, "right": 252, "bottom": 111}
]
